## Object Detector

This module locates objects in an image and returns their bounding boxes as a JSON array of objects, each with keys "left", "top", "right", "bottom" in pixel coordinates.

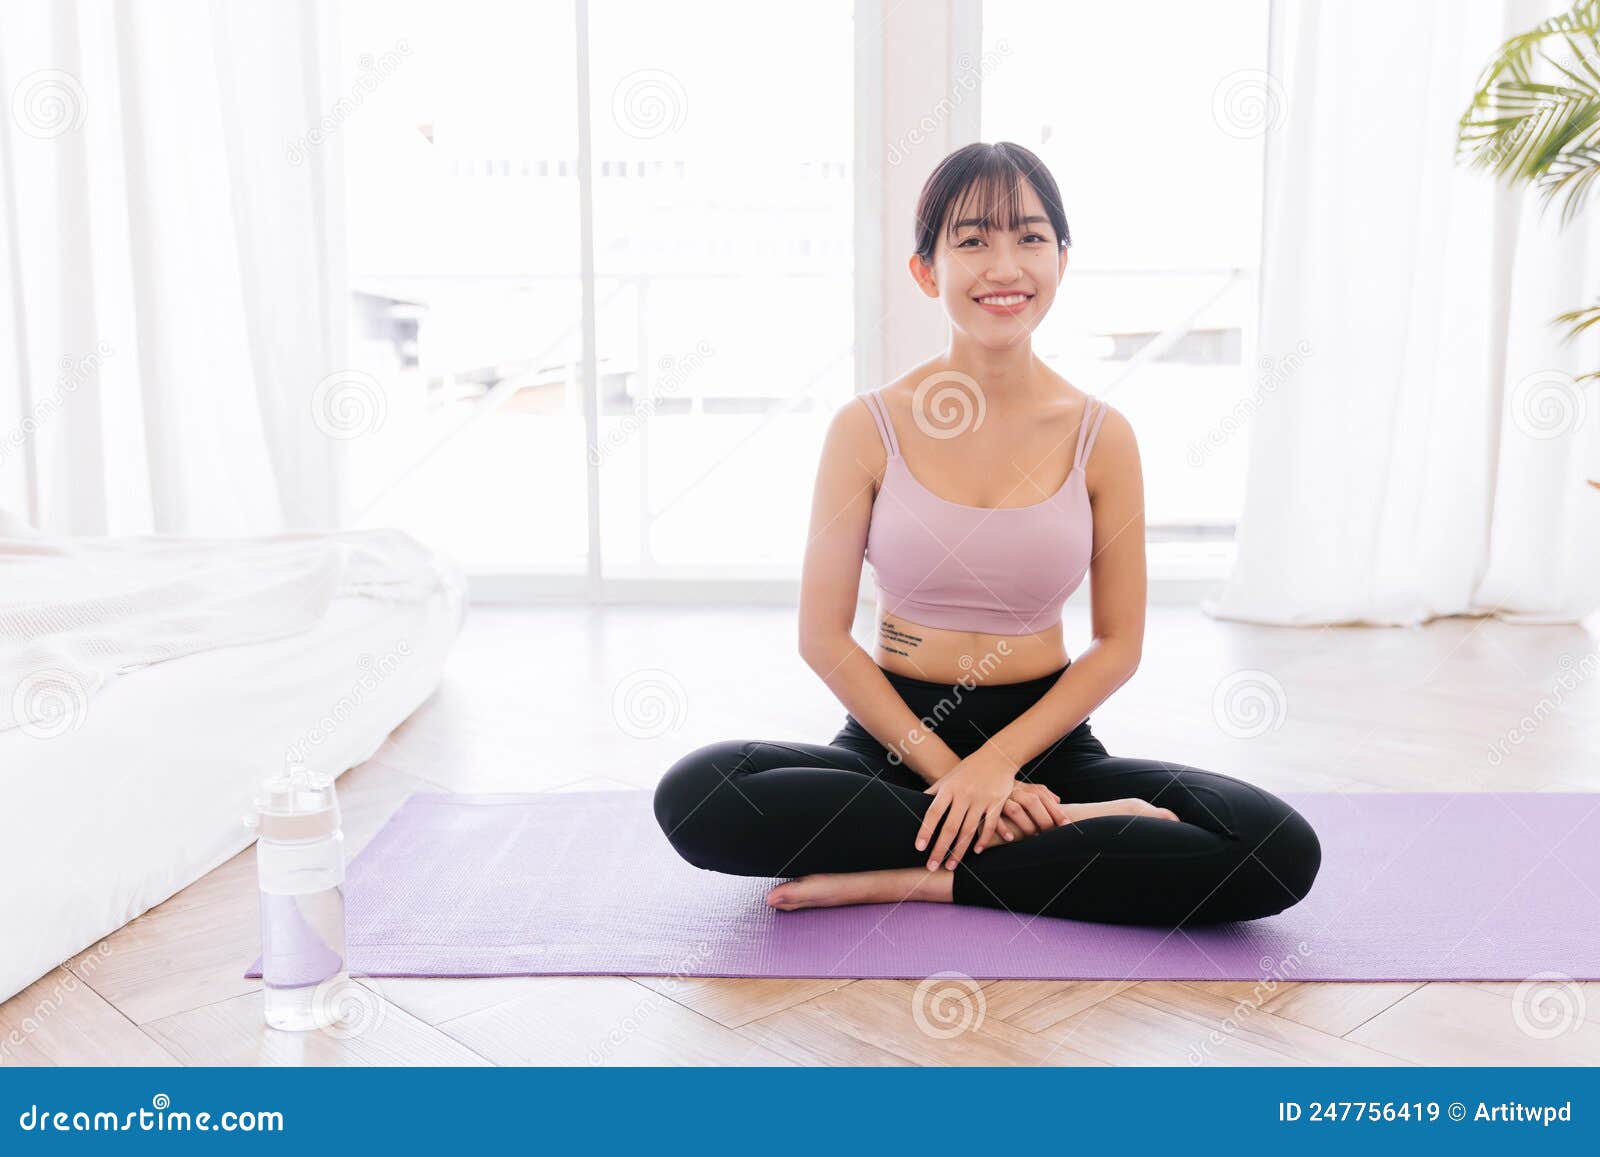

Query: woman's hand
[
  {"left": 999, "top": 781, "right": 1074, "bottom": 842},
  {"left": 916, "top": 748, "right": 1020, "bottom": 871}
]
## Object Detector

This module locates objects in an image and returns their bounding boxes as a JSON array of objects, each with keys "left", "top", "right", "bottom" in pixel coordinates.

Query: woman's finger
[
  {"left": 977, "top": 807, "right": 1012, "bottom": 853},
  {"left": 970, "top": 804, "right": 1008, "bottom": 861},
  {"left": 1002, "top": 798, "right": 1038, "bottom": 837},
  {"left": 1002, "top": 798, "right": 1033, "bottom": 831},
  {"left": 944, "top": 806, "right": 987, "bottom": 868},
  {"left": 1020, "top": 784, "right": 1055, "bottom": 810},
  {"left": 927, "top": 800, "right": 968, "bottom": 870},
  {"left": 1021, "top": 795, "right": 1055, "bottom": 831},
  {"left": 915, "top": 792, "right": 951, "bottom": 856}
]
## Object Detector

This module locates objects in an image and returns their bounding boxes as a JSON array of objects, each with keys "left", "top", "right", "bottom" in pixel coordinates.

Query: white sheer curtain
[
  {"left": 1205, "top": 0, "right": 1600, "bottom": 627},
  {"left": 0, "top": 0, "right": 347, "bottom": 536}
]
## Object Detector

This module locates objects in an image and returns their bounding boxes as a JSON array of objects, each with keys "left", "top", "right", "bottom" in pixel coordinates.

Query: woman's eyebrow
[{"left": 952, "top": 214, "right": 1051, "bottom": 231}]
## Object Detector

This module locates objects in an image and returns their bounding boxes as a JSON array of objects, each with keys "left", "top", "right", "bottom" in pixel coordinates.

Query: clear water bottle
[{"left": 252, "top": 767, "right": 347, "bottom": 1031}]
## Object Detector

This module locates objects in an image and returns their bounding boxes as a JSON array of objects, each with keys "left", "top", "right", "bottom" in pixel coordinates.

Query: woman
[{"left": 653, "top": 141, "right": 1321, "bottom": 926}]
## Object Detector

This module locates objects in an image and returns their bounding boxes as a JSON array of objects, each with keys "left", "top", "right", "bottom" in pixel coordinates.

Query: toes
[{"left": 766, "top": 882, "right": 805, "bottom": 909}]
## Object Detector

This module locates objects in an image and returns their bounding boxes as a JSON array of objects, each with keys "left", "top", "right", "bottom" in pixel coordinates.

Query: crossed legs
[{"left": 653, "top": 737, "right": 1321, "bottom": 926}]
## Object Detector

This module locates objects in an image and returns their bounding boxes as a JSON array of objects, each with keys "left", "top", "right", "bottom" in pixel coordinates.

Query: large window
[
  {"left": 340, "top": 1, "right": 588, "bottom": 574},
  {"left": 338, "top": 0, "right": 855, "bottom": 580},
  {"left": 982, "top": 0, "right": 1270, "bottom": 539},
  {"left": 337, "top": 1, "right": 1266, "bottom": 586}
]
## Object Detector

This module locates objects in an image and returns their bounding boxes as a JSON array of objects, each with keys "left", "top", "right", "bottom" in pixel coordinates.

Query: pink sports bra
[{"left": 860, "top": 386, "right": 1107, "bottom": 636}]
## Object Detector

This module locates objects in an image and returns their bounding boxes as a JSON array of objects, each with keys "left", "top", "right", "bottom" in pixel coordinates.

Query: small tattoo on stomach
[{"left": 879, "top": 621, "right": 923, "bottom": 652}]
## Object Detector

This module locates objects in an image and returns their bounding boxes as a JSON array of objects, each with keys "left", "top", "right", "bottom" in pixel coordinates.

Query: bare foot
[
  {"left": 766, "top": 866, "right": 954, "bottom": 911},
  {"left": 1066, "top": 798, "right": 1180, "bottom": 823}
]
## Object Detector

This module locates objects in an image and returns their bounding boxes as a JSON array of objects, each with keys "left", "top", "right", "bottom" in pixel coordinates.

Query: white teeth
[{"left": 978, "top": 294, "right": 1028, "bottom": 305}]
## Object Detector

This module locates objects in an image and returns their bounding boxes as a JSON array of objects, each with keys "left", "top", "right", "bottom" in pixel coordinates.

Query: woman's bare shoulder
[
  {"left": 817, "top": 388, "right": 894, "bottom": 477},
  {"left": 828, "top": 387, "right": 887, "bottom": 436},
  {"left": 1082, "top": 397, "right": 1140, "bottom": 501}
]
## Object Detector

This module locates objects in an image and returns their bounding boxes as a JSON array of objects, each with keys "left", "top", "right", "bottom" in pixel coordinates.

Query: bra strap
[
  {"left": 861, "top": 388, "right": 901, "bottom": 458},
  {"left": 1073, "top": 397, "right": 1109, "bottom": 469}
]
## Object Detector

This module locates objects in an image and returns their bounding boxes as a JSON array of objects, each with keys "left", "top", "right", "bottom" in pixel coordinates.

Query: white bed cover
[{"left": 0, "top": 528, "right": 465, "bottom": 1004}]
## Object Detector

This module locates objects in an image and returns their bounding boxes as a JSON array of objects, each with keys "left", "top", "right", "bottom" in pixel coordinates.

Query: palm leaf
[
  {"left": 1457, "top": 0, "right": 1600, "bottom": 225},
  {"left": 1552, "top": 299, "right": 1600, "bottom": 341},
  {"left": 1552, "top": 301, "right": 1600, "bottom": 384},
  {"left": 1544, "top": 144, "right": 1600, "bottom": 220},
  {"left": 1461, "top": 3, "right": 1600, "bottom": 396}
]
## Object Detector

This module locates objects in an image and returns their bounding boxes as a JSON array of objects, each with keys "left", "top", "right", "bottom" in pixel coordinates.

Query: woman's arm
[
  {"left": 973, "top": 402, "right": 1148, "bottom": 773},
  {"left": 796, "top": 396, "right": 964, "bottom": 786}
]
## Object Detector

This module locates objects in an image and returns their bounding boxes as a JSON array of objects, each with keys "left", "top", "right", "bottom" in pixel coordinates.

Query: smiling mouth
[{"left": 973, "top": 292, "right": 1034, "bottom": 312}]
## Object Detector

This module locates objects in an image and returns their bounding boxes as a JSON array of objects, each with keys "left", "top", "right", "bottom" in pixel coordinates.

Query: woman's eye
[{"left": 959, "top": 233, "right": 1045, "bottom": 247}]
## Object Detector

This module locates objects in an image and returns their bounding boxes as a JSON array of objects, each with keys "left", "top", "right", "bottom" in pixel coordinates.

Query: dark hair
[{"left": 912, "top": 141, "right": 1071, "bottom": 264}]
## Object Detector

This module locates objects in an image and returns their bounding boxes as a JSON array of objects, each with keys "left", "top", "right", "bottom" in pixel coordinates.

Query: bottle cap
[{"left": 252, "top": 765, "right": 341, "bottom": 841}]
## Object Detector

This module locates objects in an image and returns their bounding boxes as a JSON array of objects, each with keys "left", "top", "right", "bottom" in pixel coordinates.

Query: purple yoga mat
[{"left": 246, "top": 789, "right": 1600, "bottom": 982}]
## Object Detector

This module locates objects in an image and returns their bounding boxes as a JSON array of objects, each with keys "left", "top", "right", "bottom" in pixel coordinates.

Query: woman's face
[{"left": 912, "top": 178, "right": 1069, "bottom": 350}]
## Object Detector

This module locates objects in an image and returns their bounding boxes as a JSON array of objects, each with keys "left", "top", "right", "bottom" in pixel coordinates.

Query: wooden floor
[{"left": 5, "top": 604, "right": 1599, "bottom": 1067}]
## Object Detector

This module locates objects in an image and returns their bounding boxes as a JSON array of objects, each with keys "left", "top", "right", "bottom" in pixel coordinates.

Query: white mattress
[{"left": 0, "top": 562, "right": 465, "bottom": 1004}]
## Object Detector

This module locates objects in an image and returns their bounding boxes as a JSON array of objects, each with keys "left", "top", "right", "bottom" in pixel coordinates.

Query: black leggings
[{"left": 653, "top": 663, "right": 1322, "bottom": 926}]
